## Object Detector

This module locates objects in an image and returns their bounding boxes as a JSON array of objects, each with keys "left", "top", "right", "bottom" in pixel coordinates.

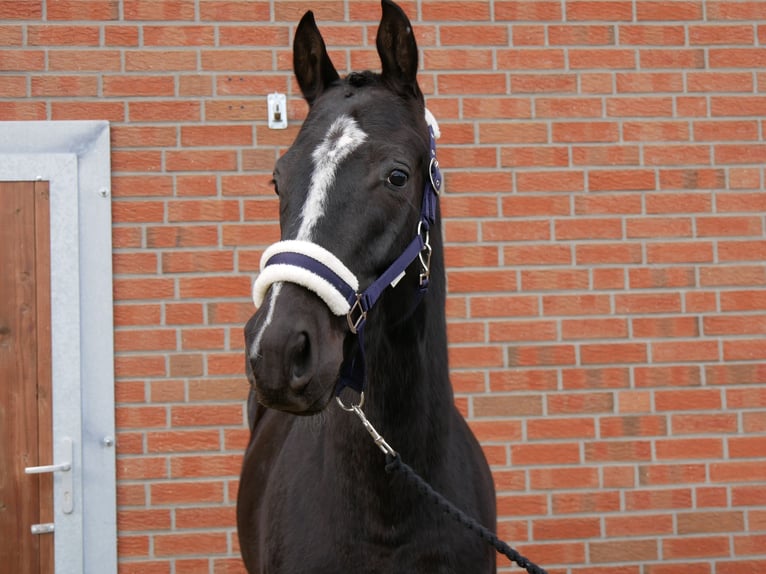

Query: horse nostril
[{"left": 289, "top": 331, "right": 313, "bottom": 389}]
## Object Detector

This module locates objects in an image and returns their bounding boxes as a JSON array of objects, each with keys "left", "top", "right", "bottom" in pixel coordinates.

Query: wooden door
[{"left": 0, "top": 181, "right": 53, "bottom": 574}]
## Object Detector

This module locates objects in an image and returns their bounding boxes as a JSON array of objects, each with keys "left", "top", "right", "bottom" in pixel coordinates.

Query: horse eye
[
  {"left": 387, "top": 169, "right": 408, "bottom": 188},
  {"left": 270, "top": 178, "right": 279, "bottom": 196}
]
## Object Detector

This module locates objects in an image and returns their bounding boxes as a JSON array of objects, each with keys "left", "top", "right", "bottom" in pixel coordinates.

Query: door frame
[{"left": 0, "top": 121, "right": 116, "bottom": 573}]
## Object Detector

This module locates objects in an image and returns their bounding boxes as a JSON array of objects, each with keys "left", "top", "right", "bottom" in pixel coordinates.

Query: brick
[
  {"left": 488, "top": 319, "right": 557, "bottom": 342},
  {"left": 115, "top": 329, "right": 177, "bottom": 352},
  {"left": 589, "top": 539, "right": 658, "bottom": 563},
  {"left": 704, "top": 314, "right": 766, "bottom": 336},
  {"left": 527, "top": 417, "right": 596, "bottom": 440},
  {"left": 150, "top": 380, "right": 185, "bottom": 402},
  {"left": 169, "top": 354, "right": 203, "bottom": 377},
  {"left": 118, "top": 535, "right": 150, "bottom": 558},
  {"left": 496, "top": 49, "right": 565, "bottom": 70},
  {"left": 599, "top": 415, "right": 667, "bottom": 438},
  {"left": 533, "top": 517, "right": 601, "bottom": 540},
  {"left": 700, "top": 265, "right": 766, "bottom": 287},
  {"left": 499, "top": 144, "right": 568, "bottom": 169},
  {"left": 47, "top": 0, "right": 119, "bottom": 19},
  {"left": 628, "top": 266, "right": 696, "bottom": 289},
  {"left": 672, "top": 413, "right": 738, "bottom": 435},
  {"left": 728, "top": 436, "right": 766, "bottom": 459},
  {"left": 567, "top": 1, "right": 632, "bottom": 21},
  {"left": 170, "top": 454, "right": 241, "bottom": 478},
  {"left": 561, "top": 368, "right": 630, "bottom": 390},
  {"left": 529, "top": 467, "right": 599, "bottom": 490},
  {"left": 479, "top": 123, "right": 546, "bottom": 145},
  {"left": 175, "top": 507, "right": 236, "bottom": 529},
  {"left": 510, "top": 74, "right": 576, "bottom": 93},
  {"left": 552, "top": 491, "right": 621, "bottom": 514},
  {"left": 723, "top": 339, "right": 766, "bottom": 361},
  {"left": 507, "top": 345, "right": 575, "bottom": 367},
  {"left": 548, "top": 392, "right": 614, "bottom": 414},
  {"left": 146, "top": 430, "right": 220, "bottom": 453},
  {"left": 143, "top": 25, "right": 215, "bottom": 46},
  {"left": 448, "top": 345, "right": 504, "bottom": 368},
  {"left": 679, "top": 512, "right": 745, "bottom": 535},
  {"left": 502, "top": 195, "right": 571, "bottom": 217},
  {"left": 655, "top": 437, "right": 724, "bottom": 460},
  {"left": 154, "top": 533, "right": 228, "bottom": 557},
  {"left": 116, "top": 406, "right": 168, "bottom": 429},
  {"left": 655, "top": 389, "right": 722, "bottom": 411},
  {"left": 447, "top": 269, "right": 517, "bottom": 293},
  {"left": 516, "top": 170, "right": 585, "bottom": 192},
  {"left": 468, "top": 296, "right": 538, "bottom": 319},
  {"left": 726, "top": 387, "right": 766, "bottom": 409},
  {"left": 52, "top": 101, "right": 125, "bottom": 121},
  {"left": 614, "top": 293, "right": 682, "bottom": 314},
  {"left": 462, "top": 97, "right": 531, "bottom": 119},
  {"left": 118, "top": 457, "right": 168, "bottom": 480},
  {"left": 512, "top": 443, "right": 582, "bottom": 465},
  {"left": 482, "top": 220, "right": 549, "bottom": 242},
  {"left": 639, "top": 467, "right": 705, "bottom": 493},
  {"left": 663, "top": 536, "right": 731, "bottom": 559},
  {"left": 605, "top": 514, "right": 674, "bottom": 537},
  {"left": 118, "top": 509, "right": 172, "bottom": 532},
  {"left": 589, "top": 169, "right": 656, "bottom": 191},
  {"left": 616, "top": 72, "right": 684, "bottom": 93},
  {"left": 634, "top": 366, "right": 701, "bottom": 388},
  {"left": 626, "top": 487, "right": 693, "bottom": 510},
  {"left": 113, "top": 278, "right": 175, "bottom": 301},
  {"left": 575, "top": 243, "right": 642, "bottom": 264},
  {"left": 561, "top": 318, "right": 628, "bottom": 340},
  {"left": 502, "top": 244, "right": 571, "bottom": 265},
  {"left": 575, "top": 193, "right": 643, "bottom": 215},
  {"left": 585, "top": 440, "right": 653, "bottom": 463},
  {"left": 473, "top": 394, "right": 543, "bottom": 417},
  {"left": 623, "top": 120, "right": 689, "bottom": 142},
  {"left": 652, "top": 340, "right": 720, "bottom": 363}
]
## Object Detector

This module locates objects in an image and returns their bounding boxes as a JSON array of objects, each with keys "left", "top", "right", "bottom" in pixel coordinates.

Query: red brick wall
[{"left": 4, "top": 1, "right": 766, "bottom": 573}]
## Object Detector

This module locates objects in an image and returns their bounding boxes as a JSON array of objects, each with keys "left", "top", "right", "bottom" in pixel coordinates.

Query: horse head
[{"left": 245, "top": 0, "right": 438, "bottom": 414}]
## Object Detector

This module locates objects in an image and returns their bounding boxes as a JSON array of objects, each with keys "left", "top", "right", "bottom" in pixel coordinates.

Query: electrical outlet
[{"left": 267, "top": 93, "right": 287, "bottom": 129}]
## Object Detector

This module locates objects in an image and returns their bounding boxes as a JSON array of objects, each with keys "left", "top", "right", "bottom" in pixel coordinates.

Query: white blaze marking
[
  {"left": 297, "top": 115, "right": 367, "bottom": 240},
  {"left": 250, "top": 282, "right": 282, "bottom": 360},
  {"left": 251, "top": 116, "right": 366, "bottom": 358}
]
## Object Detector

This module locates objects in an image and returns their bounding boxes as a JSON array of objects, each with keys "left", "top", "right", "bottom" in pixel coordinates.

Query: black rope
[{"left": 385, "top": 453, "right": 549, "bottom": 574}]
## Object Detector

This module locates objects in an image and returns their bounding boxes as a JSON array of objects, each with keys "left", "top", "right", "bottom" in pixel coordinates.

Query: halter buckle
[
  {"left": 346, "top": 294, "right": 367, "bottom": 334},
  {"left": 429, "top": 157, "right": 442, "bottom": 195}
]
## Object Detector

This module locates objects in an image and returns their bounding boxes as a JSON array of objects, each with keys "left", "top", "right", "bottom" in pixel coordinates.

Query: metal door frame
[{"left": 0, "top": 121, "right": 116, "bottom": 573}]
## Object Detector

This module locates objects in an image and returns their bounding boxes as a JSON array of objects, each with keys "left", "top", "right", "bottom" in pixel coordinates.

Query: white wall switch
[{"left": 267, "top": 92, "right": 288, "bottom": 129}]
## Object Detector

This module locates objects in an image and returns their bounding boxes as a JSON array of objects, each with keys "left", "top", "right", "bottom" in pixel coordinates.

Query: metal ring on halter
[
  {"left": 336, "top": 391, "right": 365, "bottom": 411},
  {"left": 429, "top": 157, "right": 441, "bottom": 194},
  {"left": 417, "top": 220, "right": 432, "bottom": 286}
]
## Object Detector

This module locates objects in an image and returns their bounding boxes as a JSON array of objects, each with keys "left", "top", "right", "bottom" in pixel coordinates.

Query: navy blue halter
[{"left": 258, "top": 126, "right": 442, "bottom": 396}]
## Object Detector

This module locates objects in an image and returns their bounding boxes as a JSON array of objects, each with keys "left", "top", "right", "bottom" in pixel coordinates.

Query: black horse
[{"left": 239, "top": 1, "right": 496, "bottom": 571}]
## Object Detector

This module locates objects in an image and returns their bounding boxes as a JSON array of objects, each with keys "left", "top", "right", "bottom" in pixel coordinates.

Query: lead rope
[{"left": 338, "top": 395, "right": 549, "bottom": 574}]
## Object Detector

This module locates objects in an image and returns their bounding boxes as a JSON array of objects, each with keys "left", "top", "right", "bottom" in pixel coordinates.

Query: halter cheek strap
[{"left": 252, "top": 114, "right": 442, "bottom": 396}]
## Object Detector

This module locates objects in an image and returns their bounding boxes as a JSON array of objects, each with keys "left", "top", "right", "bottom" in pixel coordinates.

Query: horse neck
[{"left": 349, "top": 229, "right": 453, "bottom": 469}]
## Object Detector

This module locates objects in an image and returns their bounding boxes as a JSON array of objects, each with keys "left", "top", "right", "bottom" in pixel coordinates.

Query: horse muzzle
[{"left": 245, "top": 282, "right": 345, "bottom": 414}]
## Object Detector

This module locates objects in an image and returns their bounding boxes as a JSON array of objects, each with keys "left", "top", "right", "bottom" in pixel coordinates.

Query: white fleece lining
[
  {"left": 425, "top": 108, "right": 440, "bottom": 140},
  {"left": 252, "top": 240, "right": 359, "bottom": 316}
]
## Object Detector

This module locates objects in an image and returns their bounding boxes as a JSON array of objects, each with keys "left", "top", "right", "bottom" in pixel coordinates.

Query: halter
[{"left": 252, "top": 113, "right": 442, "bottom": 396}]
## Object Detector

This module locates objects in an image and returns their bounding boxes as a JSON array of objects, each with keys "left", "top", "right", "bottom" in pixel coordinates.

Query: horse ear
[
  {"left": 376, "top": 0, "right": 422, "bottom": 99},
  {"left": 293, "top": 10, "right": 340, "bottom": 106}
]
